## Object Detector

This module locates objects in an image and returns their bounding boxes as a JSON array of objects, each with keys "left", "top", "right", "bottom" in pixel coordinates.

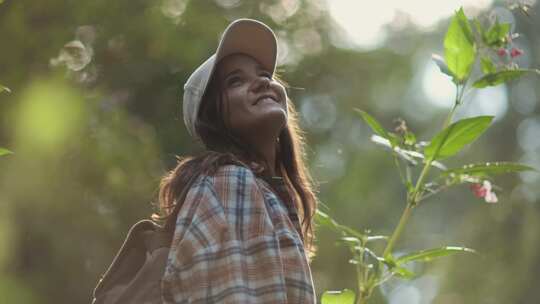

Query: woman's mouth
[{"left": 254, "top": 94, "right": 279, "bottom": 105}]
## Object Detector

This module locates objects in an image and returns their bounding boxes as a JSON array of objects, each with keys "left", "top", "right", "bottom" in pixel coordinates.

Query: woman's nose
[{"left": 251, "top": 76, "right": 271, "bottom": 92}]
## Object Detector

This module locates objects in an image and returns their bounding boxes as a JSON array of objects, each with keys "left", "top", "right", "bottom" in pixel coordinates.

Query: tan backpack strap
[
  {"left": 93, "top": 220, "right": 158, "bottom": 298},
  {"left": 141, "top": 230, "right": 172, "bottom": 253}
]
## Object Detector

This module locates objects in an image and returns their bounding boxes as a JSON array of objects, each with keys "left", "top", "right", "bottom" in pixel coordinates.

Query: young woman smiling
[{"left": 157, "top": 19, "right": 318, "bottom": 303}]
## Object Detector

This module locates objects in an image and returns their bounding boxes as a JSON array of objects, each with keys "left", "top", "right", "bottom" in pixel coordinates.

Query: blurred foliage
[{"left": 0, "top": 0, "right": 539, "bottom": 303}]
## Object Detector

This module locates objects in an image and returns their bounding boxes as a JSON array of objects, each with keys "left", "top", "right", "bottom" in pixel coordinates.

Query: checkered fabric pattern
[{"left": 161, "top": 164, "right": 316, "bottom": 303}]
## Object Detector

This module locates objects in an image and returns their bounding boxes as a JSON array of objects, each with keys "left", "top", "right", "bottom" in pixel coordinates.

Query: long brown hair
[{"left": 155, "top": 68, "right": 319, "bottom": 258}]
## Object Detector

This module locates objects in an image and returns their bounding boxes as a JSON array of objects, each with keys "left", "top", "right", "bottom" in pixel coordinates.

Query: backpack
[{"left": 91, "top": 176, "right": 196, "bottom": 304}]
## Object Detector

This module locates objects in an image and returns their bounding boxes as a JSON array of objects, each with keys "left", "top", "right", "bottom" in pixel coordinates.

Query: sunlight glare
[
  {"left": 421, "top": 60, "right": 456, "bottom": 109},
  {"left": 326, "top": 0, "right": 493, "bottom": 50}
]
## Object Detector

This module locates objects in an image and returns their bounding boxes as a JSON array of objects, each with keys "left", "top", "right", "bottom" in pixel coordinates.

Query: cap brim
[{"left": 215, "top": 19, "right": 277, "bottom": 74}]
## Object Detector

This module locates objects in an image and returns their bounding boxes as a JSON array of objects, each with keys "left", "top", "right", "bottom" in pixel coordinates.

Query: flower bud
[
  {"left": 510, "top": 47, "right": 524, "bottom": 58},
  {"left": 470, "top": 183, "right": 487, "bottom": 198}
]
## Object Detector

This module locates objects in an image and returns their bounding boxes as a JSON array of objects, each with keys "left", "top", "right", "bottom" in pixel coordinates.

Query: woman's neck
[{"left": 236, "top": 143, "right": 279, "bottom": 177}]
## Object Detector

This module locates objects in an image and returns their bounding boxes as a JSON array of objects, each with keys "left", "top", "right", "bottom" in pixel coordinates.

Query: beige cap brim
[{"left": 215, "top": 18, "right": 277, "bottom": 74}]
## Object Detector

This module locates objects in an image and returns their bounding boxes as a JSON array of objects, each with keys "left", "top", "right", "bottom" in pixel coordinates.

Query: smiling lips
[{"left": 254, "top": 94, "right": 279, "bottom": 105}]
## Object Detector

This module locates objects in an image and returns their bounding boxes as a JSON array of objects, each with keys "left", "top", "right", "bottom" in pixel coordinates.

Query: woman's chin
[{"left": 252, "top": 110, "right": 288, "bottom": 133}]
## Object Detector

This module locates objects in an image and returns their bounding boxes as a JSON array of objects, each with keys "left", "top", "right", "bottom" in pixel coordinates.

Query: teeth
[{"left": 256, "top": 97, "right": 276, "bottom": 104}]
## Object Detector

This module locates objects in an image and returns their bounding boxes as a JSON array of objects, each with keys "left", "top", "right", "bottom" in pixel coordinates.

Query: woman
[{"left": 157, "top": 19, "right": 318, "bottom": 303}]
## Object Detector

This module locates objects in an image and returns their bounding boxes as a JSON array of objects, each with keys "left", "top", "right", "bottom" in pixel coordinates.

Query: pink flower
[
  {"left": 497, "top": 48, "right": 508, "bottom": 57},
  {"left": 510, "top": 47, "right": 523, "bottom": 58},
  {"left": 470, "top": 183, "right": 487, "bottom": 198},
  {"left": 485, "top": 190, "right": 498, "bottom": 203},
  {"left": 470, "top": 180, "right": 498, "bottom": 203}
]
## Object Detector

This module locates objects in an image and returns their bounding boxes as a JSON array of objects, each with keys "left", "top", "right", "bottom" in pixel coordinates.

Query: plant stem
[
  {"left": 442, "top": 103, "right": 458, "bottom": 130},
  {"left": 443, "top": 80, "right": 473, "bottom": 129},
  {"left": 381, "top": 82, "right": 468, "bottom": 274},
  {"left": 356, "top": 287, "right": 366, "bottom": 304},
  {"left": 393, "top": 153, "right": 407, "bottom": 185},
  {"left": 356, "top": 261, "right": 368, "bottom": 304},
  {"left": 356, "top": 247, "right": 364, "bottom": 304},
  {"left": 412, "top": 160, "right": 432, "bottom": 202},
  {"left": 442, "top": 84, "right": 461, "bottom": 129},
  {"left": 382, "top": 156, "right": 432, "bottom": 257},
  {"left": 382, "top": 202, "right": 413, "bottom": 258},
  {"left": 356, "top": 263, "right": 364, "bottom": 304},
  {"left": 406, "top": 164, "right": 412, "bottom": 184},
  {"left": 382, "top": 82, "right": 465, "bottom": 255}
]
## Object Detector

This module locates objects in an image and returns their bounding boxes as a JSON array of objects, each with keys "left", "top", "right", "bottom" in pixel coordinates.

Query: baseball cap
[{"left": 182, "top": 18, "right": 278, "bottom": 140}]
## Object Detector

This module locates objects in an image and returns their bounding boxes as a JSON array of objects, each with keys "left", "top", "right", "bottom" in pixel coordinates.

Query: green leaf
[
  {"left": 484, "top": 19, "right": 511, "bottom": 47},
  {"left": 0, "top": 147, "right": 13, "bottom": 156},
  {"left": 457, "top": 9, "right": 475, "bottom": 44},
  {"left": 354, "top": 109, "right": 386, "bottom": 137},
  {"left": 472, "top": 69, "right": 538, "bottom": 88},
  {"left": 0, "top": 84, "right": 11, "bottom": 93},
  {"left": 480, "top": 57, "right": 497, "bottom": 74},
  {"left": 381, "top": 255, "right": 416, "bottom": 279},
  {"left": 393, "top": 265, "right": 417, "bottom": 279},
  {"left": 406, "top": 180, "right": 414, "bottom": 193},
  {"left": 404, "top": 131, "right": 416, "bottom": 146},
  {"left": 315, "top": 210, "right": 366, "bottom": 240},
  {"left": 442, "top": 162, "right": 537, "bottom": 178},
  {"left": 431, "top": 54, "right": 454, "bottom": 78},
  {"left": 370, "top": 134, "right": 448, "bottom": 170},
  {"left": 424, "top": 116, "right": 493, "bottom": 161},
  {"left": 315, "top": 210, "right": 340, "bottom": 231},
  {"left": 397, "top": 246, "right": 477, "bottom": 265},
  {"left": 444, "top": 7, "right": 476, "bottom": 83},
  {"left": 321, "top": 289, "right": 356, "bottom": 304},
  {"left": 354, "top": 109, "right": 398, "bottom": 147},
  {"left": 366, "top": 235, "right": 388, "bottom": 243},
  {"left": 337, "top": 236, "right": 361, "bottom": 246},
  {"left": 339, "top": 226, "right": 367, "bottom": 241},
  {"left": 388, "top": 132, "right": 400, "bottom": 147}
]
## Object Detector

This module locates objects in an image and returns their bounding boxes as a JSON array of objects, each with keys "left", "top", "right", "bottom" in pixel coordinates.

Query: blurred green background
[{"left": 1, "top": 0, "right": 539, "bottom": 303}]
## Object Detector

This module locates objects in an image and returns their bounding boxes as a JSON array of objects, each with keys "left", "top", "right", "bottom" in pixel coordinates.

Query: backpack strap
[
  {"left": 93, "top": 219, "right": 160, "bottom": 298},
  {"left": 141, "top": 229, "right": 171, "bottom": 253},
  {"left": 93, "top": 173, "right": 199, "bottom": 298},
  {"left": 93, "top": 168, "right": 225, "bottom": 303}
]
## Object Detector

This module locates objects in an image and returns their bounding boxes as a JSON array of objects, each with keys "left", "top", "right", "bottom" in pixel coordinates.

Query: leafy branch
[{"left": 318, "top": 6, "right": 539, "bottom": 304}]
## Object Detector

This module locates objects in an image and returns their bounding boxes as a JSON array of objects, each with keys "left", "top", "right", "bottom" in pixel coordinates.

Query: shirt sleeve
[{"left": 161, "top": 164, "right": 291, "bottom": 304}]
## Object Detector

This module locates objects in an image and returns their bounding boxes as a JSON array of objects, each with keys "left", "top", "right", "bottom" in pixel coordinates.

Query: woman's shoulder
[
  {"left": 185, "top": 154, "right": 271, "bottom": 195},
  {"left": 180, "top": 163, "right": 261, "bottom": 217},
  {"left": 188, "top": 163, "right": 270, "bottom": 226}
]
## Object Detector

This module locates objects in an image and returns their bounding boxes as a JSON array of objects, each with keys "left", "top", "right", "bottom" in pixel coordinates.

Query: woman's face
[{"left": 215, "top": 53, "right": 288, "bottom": 143}]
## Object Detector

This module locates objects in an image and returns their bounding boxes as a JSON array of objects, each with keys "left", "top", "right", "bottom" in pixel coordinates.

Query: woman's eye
[
  {"left": 260, "top": 72, "right": 272, "bottom": 79},
  {"left": 228, "top": 76, "right": 242, "bottom": 86}
]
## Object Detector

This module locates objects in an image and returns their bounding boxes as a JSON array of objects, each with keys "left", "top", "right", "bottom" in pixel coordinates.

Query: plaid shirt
[{"left": 161, "top": 164, "right": 316, "bottom": 303}]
